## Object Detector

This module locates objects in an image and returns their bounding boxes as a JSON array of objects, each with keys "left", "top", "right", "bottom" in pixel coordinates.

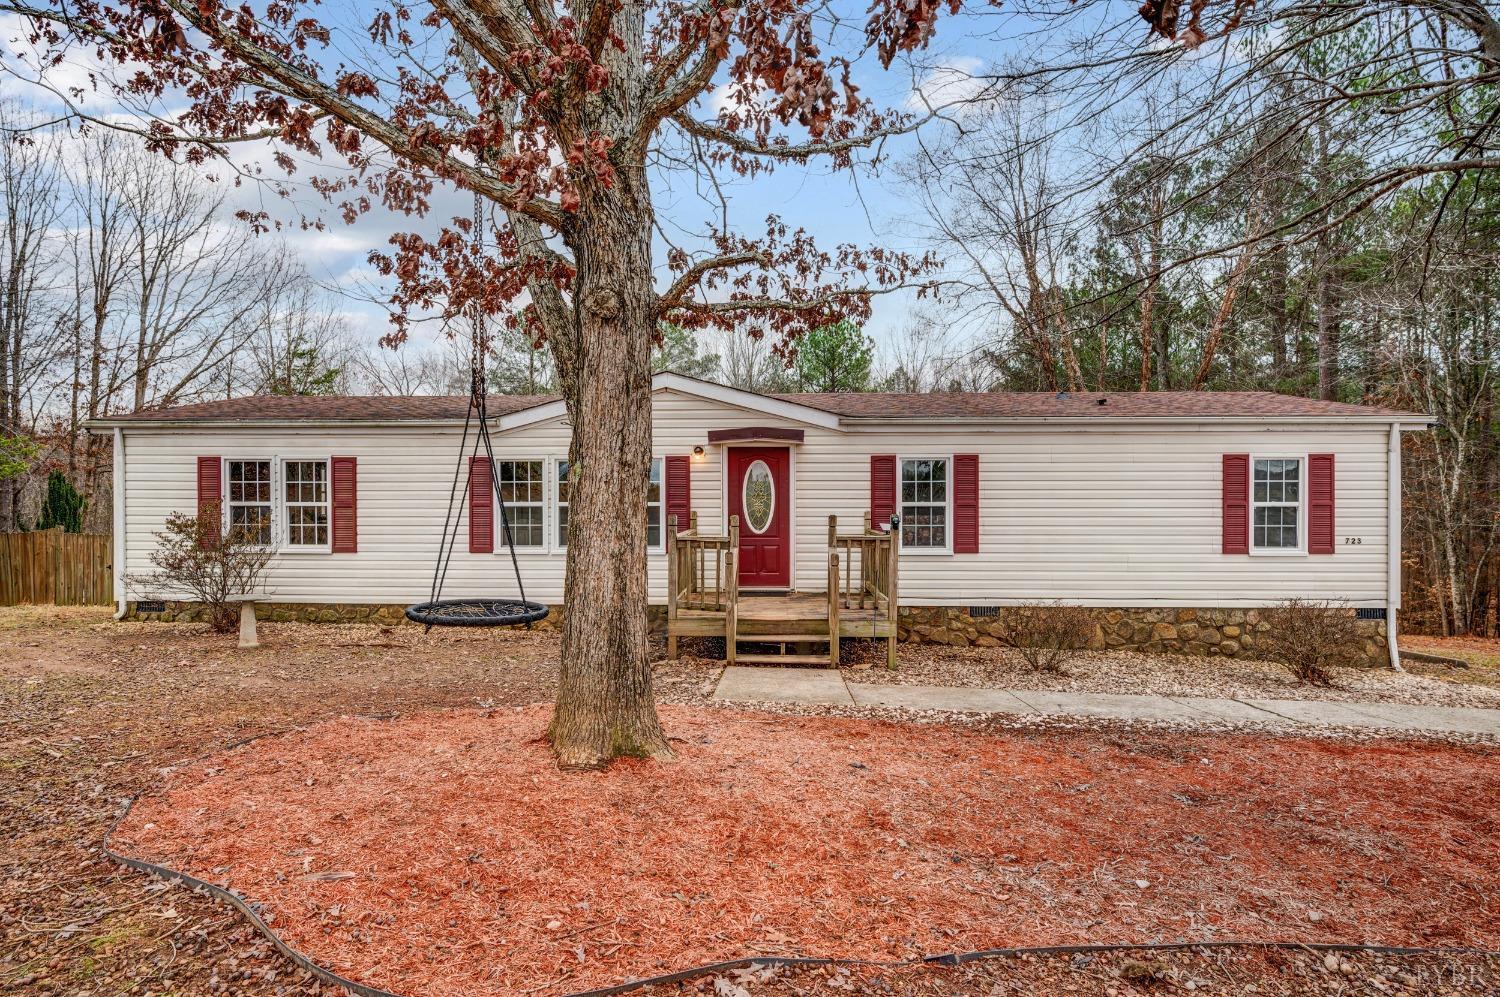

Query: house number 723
[{"left": 1343, "top": 537, "right": 1363, "bottom": 545}]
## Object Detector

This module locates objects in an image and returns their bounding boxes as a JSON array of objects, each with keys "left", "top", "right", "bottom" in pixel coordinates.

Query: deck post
[
  {"left": 827, "top": 551, "right": 840, "bottom": 666},
  {"left": 886, "top": 514, "right": 900, "bottom": 669},
  {"left": 666, "top": 514, "right": 679, "bottom": 659},
  {"left": 724, "top": 546, "right": 738, "bottom": 663}
]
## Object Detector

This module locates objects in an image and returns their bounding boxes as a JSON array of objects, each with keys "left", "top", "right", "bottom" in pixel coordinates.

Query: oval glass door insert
[{"left": 742, "top": 459, "right": 775, "bottom": 534}]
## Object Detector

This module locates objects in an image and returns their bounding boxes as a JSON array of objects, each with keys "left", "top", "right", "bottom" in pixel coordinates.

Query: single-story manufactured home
[{"left": 91, "top": 372, "right": 1430, "bottom": 667}]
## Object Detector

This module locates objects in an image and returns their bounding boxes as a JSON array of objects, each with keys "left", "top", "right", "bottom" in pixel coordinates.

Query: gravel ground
[{"left": 835, "top": 641, "right": 1500, "bottom": 708}]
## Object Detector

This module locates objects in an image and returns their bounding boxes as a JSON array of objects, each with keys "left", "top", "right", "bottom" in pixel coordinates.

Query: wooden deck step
[
  {"left": 733, "top": 653, "right": 832, "bottom": 666},
  {"left": 734, "top": 633, "right": 832, "bottom": 643}
]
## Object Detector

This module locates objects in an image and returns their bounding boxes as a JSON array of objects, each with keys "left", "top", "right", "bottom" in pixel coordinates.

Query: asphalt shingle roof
[{"left": 96, "top": 388, "right": 1426, "bottom": 424}]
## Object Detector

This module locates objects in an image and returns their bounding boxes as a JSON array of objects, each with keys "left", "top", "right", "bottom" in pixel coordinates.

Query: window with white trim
[
  {"left": 555, "top": 457, "right": 663, "bottom": 550},
  {"left": 496, "top": 460, "right": 545, "bottom": 548},
  {"left": 225, "top": 459, "right": 273, "bottom": 546},
  {"left": 646, "top": 458, "right": 662, "bottom": 549},
  {"left": 900, "top": 457, "right": 948, "bottom": 549},
  {"left": 1252, "top": 458, "right": 1302, "bottom": 551},
  {"left": 555, "top": 458, "right": 570, "bottom": 548},
  {"left": 282, "top": 459, "right": 329, "bottom": 548}
]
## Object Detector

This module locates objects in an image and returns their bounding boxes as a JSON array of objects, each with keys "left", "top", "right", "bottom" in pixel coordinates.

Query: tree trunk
[
  {"left": 547, "top": 177, "right": 672, "bottom": 769},
  {"left": 1137, "top": 277, "right": 1156, "bottom": 391},
  {"left": 1317, "top": 258, "right": 1341, "bottom": 401},
  {"left": 1266, "top": 247, "right": 1289, "bottom": 378}
]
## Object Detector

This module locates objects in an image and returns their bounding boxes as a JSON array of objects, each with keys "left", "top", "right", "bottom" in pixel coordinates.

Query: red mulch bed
[{"left": 114, "top": 705, "right": 1500, "bottom": 996}]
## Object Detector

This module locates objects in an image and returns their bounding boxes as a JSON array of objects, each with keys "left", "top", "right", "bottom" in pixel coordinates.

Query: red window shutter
[
  {"left": 468, "top": 456, "right": 494, "bottom": 554},
  {"left": 953, "top": 454, "right": 979, "bottom": 554},
  {"left": 870, "top": 454, "right": 896, "bottom": 531},
  {"left": 196, "top": 456, "right": 221, "bottom": 549},
  {"left": 1222, "top": 453, "right": 1249, "bottom": 555},
  {"left": 1308, "top": 453, "right": 1335, "bottom": 555},
  {"left": 331, "top": 457, "right": 358, "bottom": 553},
  {"left": 665, "top": 455, "right": 691, "bottom": 533}
]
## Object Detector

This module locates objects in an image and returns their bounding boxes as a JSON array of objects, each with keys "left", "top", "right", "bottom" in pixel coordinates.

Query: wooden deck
[{"left": 665, "top": 513, "right": 899, "bottom": 667}]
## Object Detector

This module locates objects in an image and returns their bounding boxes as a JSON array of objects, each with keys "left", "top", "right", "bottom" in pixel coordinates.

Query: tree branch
[
  {"left": 7, "top": 0, "right": 569, "bottom": 229},
  {"left": 656, "top": 250, "right": 770, "bottom": 310},
  {"left": 671, "top": 108, "right": 932, "bottom": 160}
]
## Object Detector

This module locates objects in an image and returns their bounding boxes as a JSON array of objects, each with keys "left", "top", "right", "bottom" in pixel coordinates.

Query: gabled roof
[{"left": 88, "top": 374, "right": 1429, "bottom": 428}]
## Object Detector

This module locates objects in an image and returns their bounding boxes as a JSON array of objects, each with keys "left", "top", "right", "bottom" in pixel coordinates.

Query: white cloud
[{"left": 905, "top": 57, "right": 992, "bottom": 114}]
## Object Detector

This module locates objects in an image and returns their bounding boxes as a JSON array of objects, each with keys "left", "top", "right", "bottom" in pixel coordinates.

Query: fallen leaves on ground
[
  {"left": 115, "top": 703, "right": 1500, "bottom": 995},
  {"left": 4, "top": 606, "right": 1496, "bottom": 997}
]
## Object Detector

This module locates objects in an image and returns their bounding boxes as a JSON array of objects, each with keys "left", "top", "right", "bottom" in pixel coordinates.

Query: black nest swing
[
  {"left": 407, "top": 371, "right": 550, "bottom": 629},
  {"left": 407, "top": 197, "right": 548, "bottom": 631}
]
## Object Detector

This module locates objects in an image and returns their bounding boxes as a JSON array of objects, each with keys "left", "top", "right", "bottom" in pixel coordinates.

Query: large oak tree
[
  {"left": 4, "top": 0, "right": 965, "bottom": 766},
  {"left": 3, "top": 0, "right": 1287, "bottom": 765}
]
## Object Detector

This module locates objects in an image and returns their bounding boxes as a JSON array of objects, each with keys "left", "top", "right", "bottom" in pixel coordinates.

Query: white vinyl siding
[{"left": 120, "top": 387, "right": 1395, "bottom": 608}]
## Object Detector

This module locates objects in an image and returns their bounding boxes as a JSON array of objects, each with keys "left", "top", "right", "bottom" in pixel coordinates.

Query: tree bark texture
[{"left": 545, "top": 4, "right": 671, "bottom": 767}]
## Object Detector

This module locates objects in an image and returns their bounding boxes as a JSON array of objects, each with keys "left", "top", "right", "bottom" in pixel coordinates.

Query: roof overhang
[{"left": 706, "top": 426, "right": 806, "bottom": 444}]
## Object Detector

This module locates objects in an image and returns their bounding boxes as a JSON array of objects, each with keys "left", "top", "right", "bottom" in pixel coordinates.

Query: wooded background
[{"left": 0, "top": 3, "right": 1494, "bottom": 636}]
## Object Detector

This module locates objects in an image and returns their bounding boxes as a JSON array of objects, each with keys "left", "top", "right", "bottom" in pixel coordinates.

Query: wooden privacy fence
[{"left": 0, "top": 529, "right": 114, "bottom": 606}]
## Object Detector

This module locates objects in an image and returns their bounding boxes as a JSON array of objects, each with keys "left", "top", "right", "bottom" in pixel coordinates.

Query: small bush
[
  {"left": 1256, "top": 598, "right": 1362, "bottom": 686},
  {"left": 128, "top": 508, "right": 274, "bottom": 633},
  {"left": 994, "top": 601, "right": 1097, "bottom": 673}
]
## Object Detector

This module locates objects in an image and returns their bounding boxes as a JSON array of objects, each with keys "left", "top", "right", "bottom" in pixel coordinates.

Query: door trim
[{"left": 719, "top": 442, "right": 796, "bottom": 592}]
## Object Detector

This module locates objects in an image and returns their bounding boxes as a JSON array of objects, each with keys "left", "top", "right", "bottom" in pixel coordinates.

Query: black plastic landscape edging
[{"left": 102, "top": 732, "right": 1500, "bottom": 997}]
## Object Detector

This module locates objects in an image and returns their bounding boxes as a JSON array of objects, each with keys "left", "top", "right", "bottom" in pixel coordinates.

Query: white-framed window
[
  {"left": 899, "top": 457, "right": 949, "bottom": 550},
  {"left": 646, "top": 458, "right": 663, "bottom": 550},
  {"left": 554, "top": 457, "right": 663, "bottom": 551},
  {"left": 224, "top": 459, "right": 273, "bottom": 546},
  {"left": 1252, "top": 457, "right": 1303, "bottom": 553},
  {"left": 282, "top": 459, "right": 330, "bottom": 549},
  {"left": 555, "top": 458, "right": 570, "bottom": 549},
  {"left": 495, "top": 459, "right": 546, "bottom": 548}
]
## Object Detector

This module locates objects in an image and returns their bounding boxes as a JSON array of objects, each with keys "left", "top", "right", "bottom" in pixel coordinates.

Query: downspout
[
  {"left": 1386, "top": 423, "right": 1403, "bottom": 671},
  {"left": 113, "top": 427, "right": 127, "bottom": 620}
]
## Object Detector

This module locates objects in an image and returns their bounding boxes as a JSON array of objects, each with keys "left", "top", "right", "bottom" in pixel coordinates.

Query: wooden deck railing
[
  {"left": 666, "top": 512, "right": 739, "bottom": 613},
  {"left": 827, "top": 512, "right": 900, "bottom": 668},
  {"left": 666, "top": 512, "right": 740, "bottom": 661}
]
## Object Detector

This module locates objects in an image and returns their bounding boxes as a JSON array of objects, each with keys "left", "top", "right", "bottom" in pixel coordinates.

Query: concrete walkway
[{"left": 713, "top": 666, "right": 1500, "bottom": 736}]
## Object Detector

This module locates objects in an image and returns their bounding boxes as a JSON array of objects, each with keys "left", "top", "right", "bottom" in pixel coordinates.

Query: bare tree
[
  {"left": 118, "top": 152, "right": 295, "bottom": 411},
  {"left": 0, "top": 103, "right": 64, "bottom": 530}
]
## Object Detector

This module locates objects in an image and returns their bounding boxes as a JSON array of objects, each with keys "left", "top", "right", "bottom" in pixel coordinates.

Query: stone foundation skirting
[
  {"left": 897, "top": 606, "right": 1390, "bottom": 668},
  {"left": 125, "top": 601, "right": 1388, "bottom": 667}
]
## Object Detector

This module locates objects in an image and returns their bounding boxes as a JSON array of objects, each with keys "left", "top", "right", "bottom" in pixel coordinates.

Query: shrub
[
  {"left": 994, "top": 601, "right": 1097, "bottom": 673},
  {"left": 128, "top": 508, "right": 274, "bottom": 633},
  {"left": 36, "top": 470, "right": 86, "bottom": 533},
  {"left": 1256, "top": 599, "right": 1362, "bottom": 686}
]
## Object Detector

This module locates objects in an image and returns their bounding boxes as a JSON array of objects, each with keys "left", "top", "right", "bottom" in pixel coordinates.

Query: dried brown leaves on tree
[{"left": 4, "top": 0, "right": 963, "bottom": 764}]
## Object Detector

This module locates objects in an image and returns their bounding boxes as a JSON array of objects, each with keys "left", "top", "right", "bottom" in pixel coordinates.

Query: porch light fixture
[{"left": 692, "top": 445, "right": 706, "bottom": 460}]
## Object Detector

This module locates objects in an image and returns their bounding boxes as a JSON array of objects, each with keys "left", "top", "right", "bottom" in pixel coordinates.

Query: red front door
[{"left": 727, "top": 446, "right": 791, "bottom": 589}]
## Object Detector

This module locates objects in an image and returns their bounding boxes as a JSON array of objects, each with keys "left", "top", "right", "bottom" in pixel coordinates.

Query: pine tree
[{"left": 36, "top": 471, "right": 86, "bottom": 533}]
